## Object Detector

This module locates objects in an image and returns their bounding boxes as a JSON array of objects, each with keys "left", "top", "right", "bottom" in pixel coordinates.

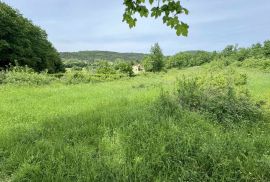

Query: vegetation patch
[{"left": 175, "top": 70, "right": 263, "bottom": 123}]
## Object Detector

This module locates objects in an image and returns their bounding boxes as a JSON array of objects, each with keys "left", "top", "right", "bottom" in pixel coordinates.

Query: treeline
[
  {"left": 166, "top": 40, "right": 270, "bottom": 69},
  {"left": 60, "top": 51, "right": 146, "bottom": 62},
  {"left": 166, "top": 51, "right": 212, "bottom": 68},
  {"left": 63, "top": 59, "right": 90, "bottom": 69},
  {"left": 0, "top": 2, "right": 63, "bottom": 73}
]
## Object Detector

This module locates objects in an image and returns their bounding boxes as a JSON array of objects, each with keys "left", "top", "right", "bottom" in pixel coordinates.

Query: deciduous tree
[
  {"left": 143, "top": 43, "right": 164, "bottom": 72},
  {"left": 0, "top": 2, "right": 64, "bottom": 73}
]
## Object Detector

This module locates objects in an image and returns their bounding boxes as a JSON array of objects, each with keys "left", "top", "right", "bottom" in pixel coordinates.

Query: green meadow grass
[
  {"left": 0, "top": 67, "right": 270, "bottom": 181},
  {"left": 244, "top": 69, "right": 270, "bottom": 103}
]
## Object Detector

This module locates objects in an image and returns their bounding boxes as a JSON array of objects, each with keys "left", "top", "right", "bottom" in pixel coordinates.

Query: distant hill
[
  {"left": 179, "top": 50, "right": 207, "bottom": 54},
  {"left": 60, "top": 51, "right": 147, "bottom": 62}
]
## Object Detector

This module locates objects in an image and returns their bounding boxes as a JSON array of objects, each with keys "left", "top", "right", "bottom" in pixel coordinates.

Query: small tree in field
[
  {"left": 143, "top": 43, "right": 164, "bottom": 72},
  {"left": 114, "top": 59, "right": 133, "bottom": 76}
]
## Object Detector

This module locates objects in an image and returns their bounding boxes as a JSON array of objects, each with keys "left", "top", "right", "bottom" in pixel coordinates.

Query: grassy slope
[
  {"left": 0, "top": 67, "right": 270, "bottom": 181},
  {"left": 244, "top": 69, "right": 270, "bottom": 103}
]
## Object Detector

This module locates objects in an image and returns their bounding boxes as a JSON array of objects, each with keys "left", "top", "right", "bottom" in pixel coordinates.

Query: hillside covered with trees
[{"left": 60, "top": 51, "right": 146, "bottom": 62}]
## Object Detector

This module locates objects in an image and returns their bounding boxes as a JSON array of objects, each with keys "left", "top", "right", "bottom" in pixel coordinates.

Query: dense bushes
[
  {"left": 0, "top": 66, "right": 128, "bottom": 85},
  {"left": 166, "top": 40, "right": 270, "bottom": 70},
  {"left": 219, "top": 41, "right": 270, "bottom": 61},
  {"left": 0, "top": 2, "right": 64, "bottom": 73},
  {"left": 178, "top": 78, "right": 261, "bottom": 122},
  {"left": 234, "top": 58, "right": 270, "bottom": 71},
  {"left": 63, "top": 59, "right": 90, "bottom": 69},
  {"left": 158, "top": 69, "right": 263, "bottom": 123},
  {"left": 166, "top": 51, "right": 212, "bottom": 69},
  {"left": 114, "top": 60, "right": 133, "bottom": 76},
  {"left": 0, "top": 57, "right": 135, "bottom": 85},
  {"left": 62, "top": 70, "right": 125, "bottom": 84},
  {"left": 0, "top": 66, "right": 55, "bottom": 85}
]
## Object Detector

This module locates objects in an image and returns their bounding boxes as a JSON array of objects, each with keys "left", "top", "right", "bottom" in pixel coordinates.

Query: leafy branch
[{"left": 123, "top": 0, "right": 189, "bottom": 36}]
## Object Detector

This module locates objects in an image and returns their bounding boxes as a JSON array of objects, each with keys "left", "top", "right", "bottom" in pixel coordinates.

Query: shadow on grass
[{"left": 1, "top": 98, "right": 270, "bottom": 181}]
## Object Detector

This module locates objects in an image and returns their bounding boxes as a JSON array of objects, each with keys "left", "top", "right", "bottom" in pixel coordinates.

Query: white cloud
[{"left": 3, "top": 0, "right": 270, "bottom": 55}]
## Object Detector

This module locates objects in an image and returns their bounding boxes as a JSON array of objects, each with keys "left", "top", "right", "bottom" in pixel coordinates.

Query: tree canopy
[
  {"left": 142, "top": 43, "right": 164, "bottom": 72},
  {"left": 0, "top": 2, "right": 64, "bottom": 73},
  {"left": 123, "top": 0, "right": 189, "bottom": 36}
]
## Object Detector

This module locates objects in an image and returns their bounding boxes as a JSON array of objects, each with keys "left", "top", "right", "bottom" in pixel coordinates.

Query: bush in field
[
  {"left": 166, "top": 52, "right": 192, "bottom": 68},
  {"left": 235, "top": 73, "right": 247, "bottom": 85},
  {"left": 61, "top": 70, "right": 92, "bottom": 84},
  {"left": 0, "top": 71, "right": 6, "bottom": 84},
  {"left": 114, "top": 60, "right": 133, "bottom": 76},
  {"left": 142, "top": 56, "right": 154, "bottom": 72},
  {"left": 235, "top": 58, "right": 270, "bottom": 71},
  {"left": 221, "top": 45, "right": 237, "bottom": 57},
  {"left": 166, "top": 51, "right": 212, "bottom": 69},
  {"left": 142, "top": 43, "right": 164, "bottom": 72},
  {"left": 234, "top": 48, "right": 250, "bottom": 61},
  {"left": 70, "top": 66, "right": 83, "bottom": 71},
  {"left": 61, "top": 69, "right": 126, "bottom": 84},
  {"left": 205, "top": 57, "right": 235, "bottom": 71},
  {"left": 95, "top": 61, "right": 116, "bottom": 74},
  {"left": 250, "top": 43, "right": 264, "bottom": 58},
  {"left": 1, "top": 66, "right": 55, "bottom": 85},
  {"left": 176, "top": 72, "right": 262, "bottom": 122},
  {"left": 63, "top": 59, "right": 89, "bottom": 68}
]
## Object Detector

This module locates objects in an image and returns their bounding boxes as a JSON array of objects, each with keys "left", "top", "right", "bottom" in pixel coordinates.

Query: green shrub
[
  {"left": 205, "top": 57, "right": 235, "bottom": 71},
  {"left": 235, "top": 73, "right": 247, "bottom": 85},
  {"left": 0, "top": 66, "right": 128, "bottom": 86},
  {"left": 95, "top": 61, "right": 116, "bottom": 74},
  {"left": 239, "top": 58, "right": 270, "bottom": 71},
  {"left": 0, "top": 71, "right": 6, "bottom": 84},
  {"left": 176, "top": 72, "right": 262, "bottom": 122},
  {"left": 114, "top": 61, "right": 133, "bottom": 76},
  {"left": 166, "top": 51, "right": 213, "bottom": 69},
  {"left": 2, "top": 66, "right": 55, "bottom": 85},
  {"left": 61, "top": 70, "right": 126, "bottom": 84},
  {"left": 61, "top": 70, "right": 92, "bottom": 84}
]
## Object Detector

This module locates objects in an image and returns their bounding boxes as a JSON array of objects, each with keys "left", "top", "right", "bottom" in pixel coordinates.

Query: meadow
[
  {"left": 0, "top": 64, "right": 270, "bottom": 181},
  {"left": 1, "top": 1, "right": 270, "bottom": 181}
]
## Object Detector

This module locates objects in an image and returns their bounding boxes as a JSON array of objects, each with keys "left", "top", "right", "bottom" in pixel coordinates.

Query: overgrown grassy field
[{"left": 1, "top": 66, "right": 270, "bottom": 181}]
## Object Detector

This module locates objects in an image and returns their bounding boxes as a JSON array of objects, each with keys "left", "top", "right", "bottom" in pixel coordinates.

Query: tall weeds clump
[
  {"left": 60, "top": 70, "right": 126, "bottom": 84},
  {"left": 176, "top": 71, "right": 262, "bottom": 122},
  {"left": 0, "top": 66, "right": 128, "bottom": 86},
  {"left": 1, "top": 66, "right": 56, "bottom": 85},
  {"left": 234, "top": 58, "right": 270, "bottom": 71},
  {"left": 0, "top": 71, "right": 6, "bottom": 84}
]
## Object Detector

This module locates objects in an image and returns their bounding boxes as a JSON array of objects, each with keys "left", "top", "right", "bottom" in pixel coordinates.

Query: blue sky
[{"left": 2, "top": 0, "right": 270, "bottom": 55}]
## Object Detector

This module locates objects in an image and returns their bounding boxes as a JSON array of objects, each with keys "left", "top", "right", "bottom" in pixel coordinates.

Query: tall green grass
[{"left": 0, "top": 66, "right": 270, "bottom": 181}]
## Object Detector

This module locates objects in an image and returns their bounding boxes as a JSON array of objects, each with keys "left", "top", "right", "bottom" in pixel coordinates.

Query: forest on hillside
[{"left": 60, "top": 51, "right": 146, "bottom": 62}]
